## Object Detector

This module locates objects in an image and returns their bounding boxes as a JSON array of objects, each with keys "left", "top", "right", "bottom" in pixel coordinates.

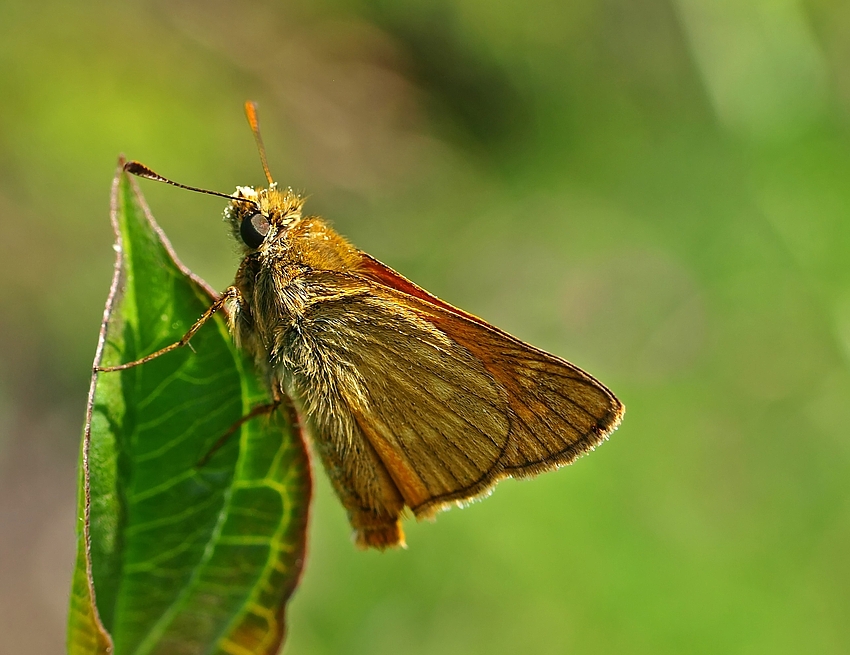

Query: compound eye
[{"left": 240, "top": 213, "right": 270, "bottom": 248}]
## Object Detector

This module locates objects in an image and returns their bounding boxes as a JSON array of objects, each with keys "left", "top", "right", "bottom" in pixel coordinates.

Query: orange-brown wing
[
  {"left": 295, "top": 264, "right": 623, "bottom": 519},
  {"left": 360, "top": 252, "right": 624, "bottom": 483}
]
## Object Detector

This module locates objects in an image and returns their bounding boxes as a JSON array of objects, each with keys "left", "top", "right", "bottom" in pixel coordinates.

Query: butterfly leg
[
  {"left": 197, "top": 396, "right": 281, "bottom": 467},
  {"left": 99, "top": 286, "right": 243, "bottom": 372}
]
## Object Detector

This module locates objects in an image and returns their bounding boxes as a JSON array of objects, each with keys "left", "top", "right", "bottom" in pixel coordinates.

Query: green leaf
[{"left": 68, "top": 163, "right": 311, "bottom": 655}]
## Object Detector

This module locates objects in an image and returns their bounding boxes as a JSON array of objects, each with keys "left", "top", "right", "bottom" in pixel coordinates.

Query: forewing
[
  {"left": 358, "top": 256, "right": 624, "bottom": 502},
  {"left": 296, "top": 266, "right": 623, "bottom": 518}
]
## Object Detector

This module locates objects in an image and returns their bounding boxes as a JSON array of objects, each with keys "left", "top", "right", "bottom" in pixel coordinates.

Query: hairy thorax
[{"left": 230, "top": 215, "right": 362, "bottom": 375}]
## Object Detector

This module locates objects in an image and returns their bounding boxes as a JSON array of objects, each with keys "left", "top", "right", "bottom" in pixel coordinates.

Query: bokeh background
[{"left": 2, "top": 0, "right": 850, "bottom": 653}]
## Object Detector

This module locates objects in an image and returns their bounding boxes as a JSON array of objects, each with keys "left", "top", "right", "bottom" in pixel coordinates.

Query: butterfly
[{"left": 108, "top": 102, "right": 624, "bottom": 549}]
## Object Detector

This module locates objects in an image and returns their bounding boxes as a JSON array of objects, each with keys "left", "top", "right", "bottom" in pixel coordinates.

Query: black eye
[{"left": 240, "top": 213, "right": 270, "bottom": 248}]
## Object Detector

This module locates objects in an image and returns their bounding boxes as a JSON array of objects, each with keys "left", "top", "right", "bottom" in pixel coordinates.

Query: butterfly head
[{"left": 225, "top": 184, "right": 305, "bottom": 251}]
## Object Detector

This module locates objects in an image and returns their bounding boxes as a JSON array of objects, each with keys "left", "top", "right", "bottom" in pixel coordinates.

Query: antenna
[
  {"left": 123, "top": 161, "right": 261, "bottom": 211},
  {"left": 244, "top": 101, "right": 275, "bottom": 185}
]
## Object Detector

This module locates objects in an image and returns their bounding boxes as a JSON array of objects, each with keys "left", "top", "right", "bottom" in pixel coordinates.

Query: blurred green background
[{"left": 2, "top": 0, "right": 849, "bottom": 653}]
